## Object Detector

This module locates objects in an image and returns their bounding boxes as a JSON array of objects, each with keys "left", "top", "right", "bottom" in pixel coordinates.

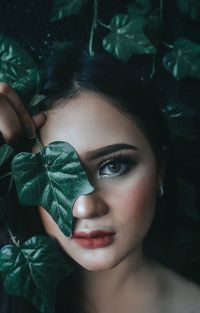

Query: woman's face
[{"left": 37, "top": 91, "right": 162, "bottom": 271}]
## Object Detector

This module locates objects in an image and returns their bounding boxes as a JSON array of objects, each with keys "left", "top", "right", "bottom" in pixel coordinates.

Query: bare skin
[
  {"left": 1, "top": 87, "right": 200, "bottom": 313},
  {"left": 0, "top": 82, "right": 46, "bottom": 143}
]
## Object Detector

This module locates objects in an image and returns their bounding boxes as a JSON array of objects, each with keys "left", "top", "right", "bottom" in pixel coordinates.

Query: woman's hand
[{"left": 0, "top": 83, "right": 46, "bottom": 144}]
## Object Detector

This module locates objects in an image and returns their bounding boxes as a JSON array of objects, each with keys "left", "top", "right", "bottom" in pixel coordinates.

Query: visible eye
[{"left": 98, "top": 156, "right": 135, "bottom": 178}]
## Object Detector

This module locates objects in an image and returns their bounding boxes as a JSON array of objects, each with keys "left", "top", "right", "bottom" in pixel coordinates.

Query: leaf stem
[
  {"left": 0, "top": 172, "right": 12, "bottom": 180},
  {"left": 160, "top": 0, "right": 163, "bottom": 20},
  {"left": 35, "top": 135, "right": 44, "bottom": 153},
  {"left": 97, "top": 19, "right": 111, "bottom": 29},
  {"left": 2, "top": 219, "right": 20, "bottom": 247},
  {"left": 150, "top": 54, "right": 156, "bottom": 78},
  {"left": 8, "top": 174, "right": 14, "bottom": 192},
  {"left": 89, "top": 0, "right": 98, "bottom": 56},
  {"left": 162, "top": 41, "right": 173, "bottom": 49}
]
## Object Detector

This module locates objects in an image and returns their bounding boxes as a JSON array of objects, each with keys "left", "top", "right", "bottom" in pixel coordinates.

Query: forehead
[{"left": 38, "top": 92, "right": 151, "bottom": 155}]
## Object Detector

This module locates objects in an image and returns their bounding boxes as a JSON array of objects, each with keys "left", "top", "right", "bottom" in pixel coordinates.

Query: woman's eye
[{"left": 98, "top": 159, "right": 131, "bottom": 178}]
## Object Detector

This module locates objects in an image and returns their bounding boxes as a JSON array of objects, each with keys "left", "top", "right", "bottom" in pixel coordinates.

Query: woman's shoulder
[{"left": 156, "top": 263, "right": 200, "bottom": 313}]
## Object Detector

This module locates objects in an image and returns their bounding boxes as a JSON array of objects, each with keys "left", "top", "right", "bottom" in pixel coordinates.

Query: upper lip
[{"left": 72, "top": 230, "right": 116, "bottom": 238}]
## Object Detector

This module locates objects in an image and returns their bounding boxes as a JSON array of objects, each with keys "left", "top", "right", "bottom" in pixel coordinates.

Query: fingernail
[
  {"left": 24, "top": 123, "right": 36, "bottom": 139},
  {"left": 43, "top": 111, "right": 48, "bottom": 118}
]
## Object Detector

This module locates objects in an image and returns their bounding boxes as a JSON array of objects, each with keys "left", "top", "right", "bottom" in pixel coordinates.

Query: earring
[{"left": 158, "top": 185, "right": 164, "bottom": 197}]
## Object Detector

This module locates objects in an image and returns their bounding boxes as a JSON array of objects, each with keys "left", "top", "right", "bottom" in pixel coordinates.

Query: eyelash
[{"left": 97, "top": 152, "right": 136, "bottom": 178}]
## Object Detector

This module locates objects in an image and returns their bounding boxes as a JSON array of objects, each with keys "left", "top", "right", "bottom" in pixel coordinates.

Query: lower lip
[{"left": 72, "top": 235, "right": 115, "bottom": 249}]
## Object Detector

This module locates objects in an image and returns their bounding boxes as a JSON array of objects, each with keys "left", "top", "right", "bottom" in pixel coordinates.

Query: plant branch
[
  {"left": 89, "top": 0, "right": 98, "bottom": 56},
  {"left": 97, "top": 19, "right": 111, "bottom": 29},
  {"left": 35, "top": 135, "right": 44, "bottom": 154},
  {"left": 0, "top": 172, "right": 12, "bottom": 180},
  {"left": 150, "top": 54, "right": 156, "bottom": 78}
]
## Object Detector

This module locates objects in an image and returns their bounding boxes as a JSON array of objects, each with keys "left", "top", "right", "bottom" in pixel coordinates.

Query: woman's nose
[{"left": 72, "top": 193, "right": 109, "bottom": 219}]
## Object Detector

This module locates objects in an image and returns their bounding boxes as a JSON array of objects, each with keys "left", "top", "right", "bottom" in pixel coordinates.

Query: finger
[
  {"left": 32, "top": 112, "right": 47, "bottom": 130},
  {"left": 0, "top": 83, "right": 35, "bottom": 138},
  {"left": 0, "top": 95, "right": 21, "bottom": 143}
]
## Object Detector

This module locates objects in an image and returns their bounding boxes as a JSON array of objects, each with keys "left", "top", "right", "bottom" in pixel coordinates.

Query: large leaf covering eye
[
  {"left": 0, "top": 35, "right": 40, "bottom": 109},
  {"left": 0, "top": 236, "right": 73, "bottom": 313},
  {"left": 11, "top": 141, "right": 94, "bottom": 236},
  {"left": 103, "top": 14, "right": 156, "bottom": 62}
]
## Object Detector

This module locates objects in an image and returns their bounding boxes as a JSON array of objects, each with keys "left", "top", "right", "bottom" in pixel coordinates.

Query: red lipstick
[{"left": 71, "top": 230, "right": 115, "bottom": 249}]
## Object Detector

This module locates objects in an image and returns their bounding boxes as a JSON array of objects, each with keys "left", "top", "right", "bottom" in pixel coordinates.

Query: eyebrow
[{"left": 85, "top": 143, "right": 138, "bottom": 161}]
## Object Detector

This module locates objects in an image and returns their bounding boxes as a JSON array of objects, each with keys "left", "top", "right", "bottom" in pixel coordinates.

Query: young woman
[{"left": 0, "top": 53, "right": 200, "bottom": 313}]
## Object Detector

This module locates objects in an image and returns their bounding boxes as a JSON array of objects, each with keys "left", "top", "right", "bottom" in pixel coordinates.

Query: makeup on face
[{"left": 38, "top": 91, "right": 160, "bottom": 271}]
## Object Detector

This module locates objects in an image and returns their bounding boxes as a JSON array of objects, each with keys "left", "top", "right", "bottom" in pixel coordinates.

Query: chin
[{"left": 74, "top": 254, "right": 123, "bottom": 272}]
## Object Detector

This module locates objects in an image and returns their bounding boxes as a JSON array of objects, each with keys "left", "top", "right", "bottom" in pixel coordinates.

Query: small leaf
[
  {"left": 0, "top": 236, "right": 73, "bottom": 313},
  {"left": 50, "top": 0, "right": 87, "bottom": 22},
  {"left": 176, "top": 0, "right": 200, "bottom": 20},
  {"left": 0, "top": 144, "right": 14, "bottom": 167},
  {"left": 103, "top": 14, "right": 156, "bottom": 62},
  {"left": 162, "top": 101, "right": 196, "bottom": 140},
  {"left": 0, "top": 35, "right": 40, "bottom": 109},
  {"left": 163, "top": 38, "right": 200, "bottom": 80},
  {"left": 11, "top": 141, "right": 94, "bottom": 236}
]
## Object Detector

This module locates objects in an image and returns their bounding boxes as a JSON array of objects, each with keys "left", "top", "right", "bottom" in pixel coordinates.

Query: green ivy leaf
[
  {"left": 0, "top": 235, "right": 73, "bottom": 313},
  {"left": 11, "top": 141, "right": 94, "bottom": 236},
  {"left": 0, "top": 144, "right": 14, "bottom": 168},
  {"left": 103, "top": 14, "right": 156, "bottom": 62},
  {"left": 176, "top": 0, "right": 200, "bottom": 20},
  {"left": 0, "top": 35, "right": 40, "bottom": 110},
  {"left": 162, "top": 101, "right": 196, "bottom": 140},
  {"left": 163, "top": 38, "right": 200, "bottom": 80},
  {"left": 50, "top": 0, "right": 87, "bottom": 22}
]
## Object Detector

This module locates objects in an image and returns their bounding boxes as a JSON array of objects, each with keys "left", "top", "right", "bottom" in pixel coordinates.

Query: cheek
[
  {"left": 38, "top": 206, "right": 72, "bottom": 251},
  {"left": 113, "top": 170, "right": 158, "bottom": 230}
]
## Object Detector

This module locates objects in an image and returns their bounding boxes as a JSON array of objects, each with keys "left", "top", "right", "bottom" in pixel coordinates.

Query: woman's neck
[{"left": 80, "top": 248, "right": 160, "bottom": 313}]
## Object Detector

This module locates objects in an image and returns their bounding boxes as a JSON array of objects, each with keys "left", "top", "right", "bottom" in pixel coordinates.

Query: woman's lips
[{"left": 71, "top": 230, "right": 116, "bottom": 249}]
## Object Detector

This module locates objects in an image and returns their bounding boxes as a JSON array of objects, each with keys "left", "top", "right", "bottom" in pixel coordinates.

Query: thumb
[{"left": 32, "top": 111, "right": 47, "bottom": 130}]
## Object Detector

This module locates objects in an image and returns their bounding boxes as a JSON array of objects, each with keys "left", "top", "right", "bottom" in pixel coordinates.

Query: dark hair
[
  {"left": 41, "top": 52, "right": 170, "bottom": 162},
  {"left": 0, "top": 52, "right": 173, "bottom": 313}
]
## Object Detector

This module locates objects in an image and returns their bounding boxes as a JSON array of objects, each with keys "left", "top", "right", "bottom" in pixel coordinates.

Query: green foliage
[
  {"left": 0, "top": 35, "right": 40, "bottom": 109},
  {"left": 50, "top": 0, "right": 87, "bottom": 22},
  {"left": 163, "top": 38, "right": 200, "bottom": 80},
  {"left": 163, "top": 101, "right": 196, "bottom": 140},
  {"left": 177, "top": 0, "right": 200, "bottom": 20},
  {"left": 103, "top": 14, "right": 156, "bottom": 62},
  {"left": 49, "top": 0, "right": 200, "bottom": 78},
  {"left": 0, "top": 235, "right": 73, "bottom": 313},
  {"left": 12, "top": 141, "right": 94, "bottom": 236},
  {"left": 0, "top": 144, "right": 14, "bottom": 167}
]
